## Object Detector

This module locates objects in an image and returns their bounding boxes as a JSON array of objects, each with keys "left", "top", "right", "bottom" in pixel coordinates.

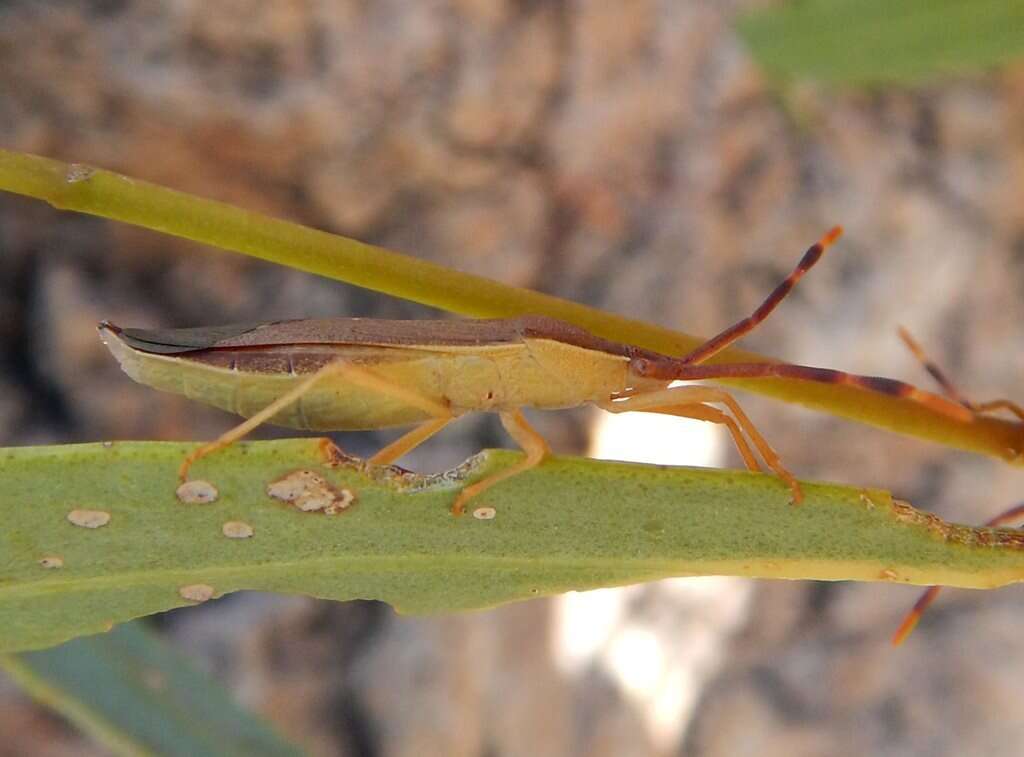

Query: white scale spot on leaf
[
  {"left": 267, "top": 469, "right": 357, "bottom": 514},
  {"left": 67, "top": 509, "right": 111, "bottom": 529},
  {"left": 472, "top": 506, "right": 497, "bottom": 520},
  {"left": 39, "top": 556, "right": 64, "bottom": 569},
  {"left": 179, "top": 584, "right": 215, "bottom": 603},
  {"left": 176, "top": 480, "right": 219, "bottom": 504},
  {"left": 222, "top": 521, "right": 254, "bottom": 539}
]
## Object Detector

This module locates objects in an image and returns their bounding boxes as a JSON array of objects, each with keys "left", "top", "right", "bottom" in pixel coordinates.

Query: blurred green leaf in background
[
  {"left": 2, "top": 624, "right": 305, "bottom": 757},
  {"left": 738, "top": 0, "right": 1024, "bottom": 86}
]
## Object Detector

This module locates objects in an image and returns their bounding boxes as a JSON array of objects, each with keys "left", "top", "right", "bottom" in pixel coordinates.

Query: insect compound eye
[{"left": 629, "top": 357, "right": 653, "bottom": 375}]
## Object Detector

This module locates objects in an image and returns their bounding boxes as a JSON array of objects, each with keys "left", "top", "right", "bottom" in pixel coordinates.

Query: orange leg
[
  {"left": 630, "top": 359, "right": 973, "bottom": 424},
  {"left": 891, "top": 328, "right": 1024, "bottom": 643},
  {"left": 973, "top": 400, "right": 1024, "bottom": 422},
  {"left": 892, "top": 502, "right": 1024, "bottom": 645},
  {"left": 617, "top": 400, "right": 764, "bottom": 474},
  {"left": 370, "top": 417, "right": 456, "bottom": 466},
  {"left": 450, "top": 409, "right": 550, "bottom": 516},
  {"left": 179, "top": 359, "right": 452, "bottom": 482},
  {"left": 626, "top": 229, "right": 974, "bottom": 427},
  {"left": 599, "top": 385, "right": 802, "bottom": 503}
]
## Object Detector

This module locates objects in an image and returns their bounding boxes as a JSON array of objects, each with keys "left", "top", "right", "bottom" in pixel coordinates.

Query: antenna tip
[{"left": 822, "top": 225, "right": 843, "bottom": 247}]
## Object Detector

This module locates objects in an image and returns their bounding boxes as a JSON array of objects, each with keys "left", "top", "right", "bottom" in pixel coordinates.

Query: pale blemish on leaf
[
  {"left": 267, "top": 469, "right": 356, "bottom": 514},
  {"left": 67, "top": 509, "right": 110, "bottom": 529},
  {"left": 176, "top": 480, "right": 218, "bottom": 504},
  {"left": 178, "top": 584, "right": 215, "bottom": 603},
  {"left": 473, "top": 506, "right": 497, "bottom": 521},
  {"left": 324, "top": 490, "right": 355, "bottom": 515},
  {"left": 221, "top": 521, "right": 254, "bottom": 539},
  {"left": 38, "top": 556, "right": 64, "bottom": 569}
]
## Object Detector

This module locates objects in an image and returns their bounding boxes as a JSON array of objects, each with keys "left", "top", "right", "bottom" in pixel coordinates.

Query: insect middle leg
[
  {"left": 450, "top": 409, "right": 550, "bottom": 517},
  {"left": 598, "top": 385, "right": 802, "bottom": 503},
  {"left": 370, "top": 417, "right": 456, "bottom": 466}
]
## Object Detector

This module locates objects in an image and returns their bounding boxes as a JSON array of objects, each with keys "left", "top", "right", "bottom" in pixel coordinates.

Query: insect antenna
[
  {"left": 680, "top": 226, "right": 843, "bottom": 366},
  {"left": 630, "top": 234, "right": 977, "bottom": 423}
]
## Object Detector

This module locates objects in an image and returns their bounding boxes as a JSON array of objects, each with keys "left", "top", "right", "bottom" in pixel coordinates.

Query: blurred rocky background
[{"left": 3, "top": 1, "right": 1024, "bottom": 755}]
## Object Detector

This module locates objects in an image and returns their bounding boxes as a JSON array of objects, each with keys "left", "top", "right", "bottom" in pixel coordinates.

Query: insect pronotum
[
  {"left": 891, "top": 328, "right": 1024, "bottom": 645},
  {"left": 99, "top": 228, "right": 971, "bottom": 516}
]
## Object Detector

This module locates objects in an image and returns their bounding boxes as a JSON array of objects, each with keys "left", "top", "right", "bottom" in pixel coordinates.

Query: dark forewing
[
  {"left": 99, "top": 321, "right": 272, "bottom": 354},
  {"left": 99, "top": 316, "right": 663, "bottom": 358}
]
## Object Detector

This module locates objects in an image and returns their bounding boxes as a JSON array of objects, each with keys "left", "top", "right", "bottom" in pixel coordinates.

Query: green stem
[{"left": 0, "top": 147, "right": 1020, "bottom": 461}]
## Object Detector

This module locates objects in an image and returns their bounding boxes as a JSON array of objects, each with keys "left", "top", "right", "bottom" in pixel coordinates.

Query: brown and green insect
[{"left": 98, "top": 227, "right": 970, "bottom": 515}]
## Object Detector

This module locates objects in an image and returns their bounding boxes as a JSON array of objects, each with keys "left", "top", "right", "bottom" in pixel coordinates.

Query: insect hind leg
[{"left": 179, "top": 359, "right": 452, "bottom": 482}]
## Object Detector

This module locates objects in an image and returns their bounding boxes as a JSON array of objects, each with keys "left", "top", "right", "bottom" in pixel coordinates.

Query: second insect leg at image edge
[{"left": 891, "top": 328, "right": 1024, "bottom": 644}]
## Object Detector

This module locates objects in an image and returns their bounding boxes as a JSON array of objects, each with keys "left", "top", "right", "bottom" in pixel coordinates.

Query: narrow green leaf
[
  {"left": 1, "top": 624, "right": 305, "bottom": 757},
  {"left": 3, "top": 440, "right": 1024, "bottom": 653},
  {"left": 738, "top": 0, "right": 1024, "bottom": 86},
  {"left": 0, "top": 148, "right": 1020, "bottom": 463}
]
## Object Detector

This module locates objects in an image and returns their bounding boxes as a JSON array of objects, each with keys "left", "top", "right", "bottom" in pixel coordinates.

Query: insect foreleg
[
  {"left": 598, "top": 386, "right": 801, "bottom": 503},
  {"left": 605, "top": 397, "right": 763, "bottom": 474},
  {"left": 630, "top": 359, "right": 974, "bottom": 423}
]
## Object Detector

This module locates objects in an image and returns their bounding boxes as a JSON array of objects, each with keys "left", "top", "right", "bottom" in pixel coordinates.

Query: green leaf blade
[
  {"left": 3, "top": 440, "right": 1024, "bottom": 652},
  {"left": 738, "top": 0, "right": 1024, "bottom": 87}
]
